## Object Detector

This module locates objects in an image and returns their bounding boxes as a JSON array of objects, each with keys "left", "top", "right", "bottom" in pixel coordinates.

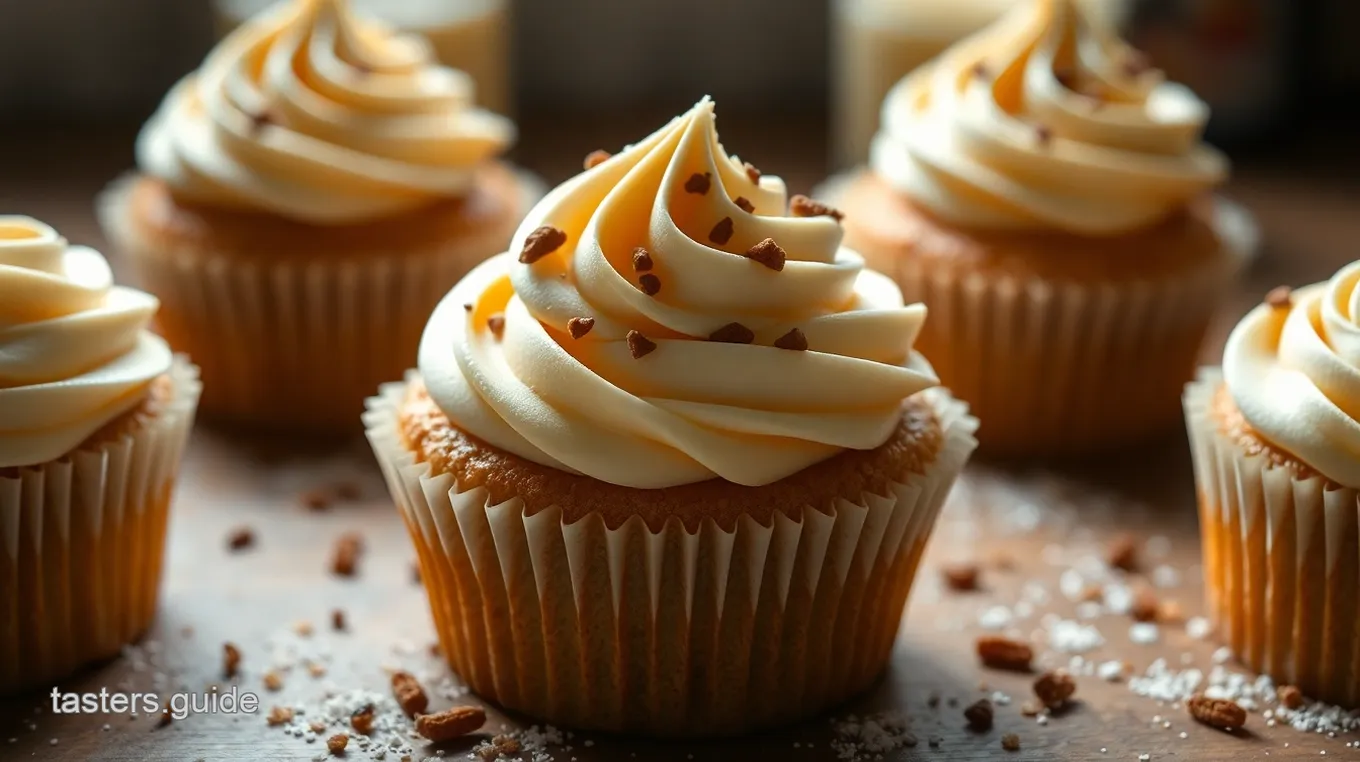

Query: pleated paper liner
[
  {"left": 97, "top": 172, "right": 542, "bottom": 434},
  {"left": 364, "top": 377, "right": 977, "bottom": 737},
  {"left": 0, "top": 357, "right": 200, "bottom": 696},
  {"left": 1185, "top": 369, "right": 1360, "bottom": 708}
]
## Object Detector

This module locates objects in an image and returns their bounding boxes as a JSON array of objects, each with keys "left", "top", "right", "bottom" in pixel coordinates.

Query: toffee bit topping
[
  {"left": 391, "top": 671, "right": 429, "bottom": 717},
  {"left": 773, "top": 327, "right": 808, "bottom": 351},
  {"left": 632, "top": 247, "right": 654, "bottom": 272},
  {"left": 964, "top": 699, "right": 994, "bottom": 731},
  {"left": 1187, "top": 694, "right": 1247, "bottom": 731},
  {"left": 519, "top": 226, "right": 568, "bottom": 264},
  {"left": 744, "top": 161, "right": 762, "bottom": 183},
  {"left": 734, "top": 196, "right": 755, "bottom": 213},
  {"left": 462, "top": 302, "right": 473, "bottom": 312},
  {"left": 1265, "top": 285, "right": 1292, "bottom": 309},
  {"left": 350, "top": 704, "right": 375, "bottom": 735},
  {"left": 744, "top": 237, "right": 787, "bottom": 271},
  {"left": 584, "top": 149, "right": 611, "bottom": 169},
  {"left": 486, "top": 313, "right": 506, "bottom": 339},
  {"left": 1107, "top": 533, "right": 1139, "bottom": 572},
  {"left": 708, "top": 216, "right": 735, "bottom": 245},
  {"left": 415, "top": 706, "right": 486, "bottom": 742},
  {"left": 266, "top": 706, "right": 294, "bottom": 726},
  {"left": 249, "top": 110, "right": 275, "bottom": 133},
  {"left": 942, "top": 562, "right": 980, "bottom": 591},
  {"left": 639, "top": 273, "right": 662, "bottom": 296},
  {"left": 976, "top": 635, "right": 1034, "bottom": 672},
  {"left": 223, "top": 643, "right": 242, "bottom": 679},
  {"left": 1001, "top": 733, "right": 1021, "bottom": 752},
  {"left": 567, "top": 316, "right": 595, "bottom": 339},
  {"left": 227, "top": 526, "right": 255, "bottom": 551},
  {"left": 327, "top": 734, "right": 348, "bottom": 755},
  {"left": 790, "top": 194, "right": 844, "bottom": 222},
  {"left": 626, "top": 330, "right": 656, "bottom": 359},
  {"left": 1035, "top": 124, "right": 1053, "bottom": 147},
  {"left": 970, "top": 62, "right": 991, "bottom": 81},
  {"left": 684, "top": 172, "right": 712, "bottom": 195},
  {"left": 331, "top": 532, "right": 363, "bottom": 577},
  {"left": 708, "top": 322, "right": 755, "bottom": 344},
  {"left": 331, "top": 609, "right": 346, "bottom": 631}
]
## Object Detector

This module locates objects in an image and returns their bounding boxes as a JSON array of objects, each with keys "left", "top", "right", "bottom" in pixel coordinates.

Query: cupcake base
[
  {"left": 1185, "top": 369, "right": 1360, "bottom": 707},
  {"left": 0, "top": 357, "right": 200, "bottom": 696},
  {"left": 98, "top": 167, "right": 541, "bottom": 434},
  {"left": 365, "top": 376, "right": 977, "bottom": 737},
  {"left": 828, "top": 170, "right": 1246, "bottom": 457}
]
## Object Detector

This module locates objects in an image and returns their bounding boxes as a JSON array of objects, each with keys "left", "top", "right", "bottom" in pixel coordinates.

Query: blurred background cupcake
[
  {"left": 1, "top": 216, "right": 199, "bottom": 696},
  {"left": 1185, "top": 266, "right": 1360, "bottom": 708},
  {"left": 96, "top": 0, "right": 540, "bottom": 434}
]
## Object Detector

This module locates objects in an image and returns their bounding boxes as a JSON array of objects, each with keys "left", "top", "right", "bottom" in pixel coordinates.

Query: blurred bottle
[
  {"left": 212, "top": 0, "right": 512, "bottom": 116},
  {"left": 830, "top": 0, "right": 1129, "bottom": 170}
]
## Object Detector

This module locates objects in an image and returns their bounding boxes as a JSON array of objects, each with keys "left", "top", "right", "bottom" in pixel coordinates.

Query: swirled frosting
[
  {"left": 418, "top": 98, "right": 939, "bottom": 489},
  {"left": 1223, "top": 263, "right": 1360, "bottom": 489},
  {"left": 137, "top": 0, "right": 513, "bottom": 224},
  {"left": 870, "top": 0, "right": 1228, "bottom": 236},
  {"left": 0, "top": 217, "right": 173, "bottom": 468}
]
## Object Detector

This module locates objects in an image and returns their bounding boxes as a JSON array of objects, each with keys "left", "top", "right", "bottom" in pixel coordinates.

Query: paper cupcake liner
[
  {"left": 97, "top": 174, "right": 542, "bottom": 433},
  {"left": 1185, "top": 369, "right": 1360, "bottom": 707},
  {"left": 364, "top": 376, "right": 977, "bottom": 736},
  {"left": 0, "top": 357, "right": 200, "bottom": 696}
]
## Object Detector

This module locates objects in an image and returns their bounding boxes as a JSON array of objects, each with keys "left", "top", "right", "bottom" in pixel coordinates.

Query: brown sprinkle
[
  {"left": 334, "top": 481, "right": 361, "bottom": 501},
  {"left": 227, "top": 526, "right": 254, "bottom": 552},
  {"left": 415, "top": 705, "right": 487, "bottom": 742},
  {"left": 1278, "top": 685, "right": 1305, "bottom": 710},
  {"left": 773, "top": 327, "right": 809, "bottom": 352},
  {"left": 1033, "top": 669, "right": 1076, "bottom": 709},
  {"left": 1001, "top": 733, "right": 1021, "bottom": 752},
  {"left": 971, "top": 62, "right": 991, "bottom": 81},
  {"left": 263, "top": 670, "right": 283, "bottom": 692},
  {"left": 708, "top": 322, "right": 755, "bottom": 345},
  {"left": 299, "top": 488, "right": 332, "bottom": 512},
  {"left": 744, "top": 162, "right": 761, "bottom": 183},
  {"left": 332, "top": 532, "right": 363, "bottom": 577},
  {"left": 1265, "top": 285, "right": 1292, "bottom": 309},
  {"left": 350, "top": 704, "right": 376, "bottom": 735},
  {"left": 708, "top": 216, "right": 735, "bottom": 245},
  {"left": 1130, "top": 587, "right": 1160, "bottom": 622},
  {"left": 327, "top": 734, "right": 349, "bottom": 755},
  {"left": 486, "top": 313, "right": 506, "bottom": 339},
  {"left": 789, "top": 194, "right": 844, "bottom": 222},
  {"left": 1187, "top": 694, "right": 1247, "bottom": 731},
  {"left": 331, "top": 609, "right": 346, "bottom": 631},
  {"left": 626, "top": 330, "right": 657, "bottom": 359},
  {"left": 519, "top": 226, "right": 568, "bottom": 265},
  {"left": 684, "top": 172, "right": 712, "bottom": 195},
  {"left": 1107, "top": 534, "right": 1139, "bottom": 572},
  {"left": 462, "top": 303, "right": 473, "bottom": 312},
  {"left": 744, "top": 237, "right": 787, "bottom": 271},
  {"left": 976, "top": 635, "right": 1033, "bottom": 672},
  {"left": 964, "top": 698, "right": 994, "bottom": 731},
  {"left": 639, "top": 273, "right": 662, "bottom": 296},
  {"left": 391, "top": 671, "right": 429, "bottom": 717},
  {"left": 249, "top": 110, "right": 274, "bottom": 133},
  {"left": 223, "top": 642, "right": 241, "bottom": 679},
  {"left": 942, "top": 562, "right": 980, "bottom": 592},
  {"left": 1035, "top": 124, "right": 1053, "bottom": 147},
  {"left": 567, "top": 317, "right": 595, "bottom": 339},
  {"left": 632, "top": 247, "right": 654, "bottom": 272},
  {"left": 734, "top": 196, "right": 755, "bottom": 213},
  {"left": 266, "top": 706, "right": 294, "bottom": 727},
  {"left": 584, "top": 149, "right": 611, "bottom": 170}
]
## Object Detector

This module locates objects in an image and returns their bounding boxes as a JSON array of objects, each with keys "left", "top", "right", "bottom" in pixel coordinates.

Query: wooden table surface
[{"left": 2, "top": 122, "right": 1360, "bottom": 761}]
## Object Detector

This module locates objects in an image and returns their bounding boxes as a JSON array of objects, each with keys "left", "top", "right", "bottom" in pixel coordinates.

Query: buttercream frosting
[
  {"left": 870, "top": 0, "right": 1227, "bottom": 236},
  {"left": 1223, "top": 262, "right": 1360, "bottom": 489},
  {"left": 138, "top": 0, "right": 513, "bottom": 224},
  {"left": 0, "top": 217, "right": 172, "bottom": 468},
  {"left": 418, "top": 98, "right": 939, "bottom": 489}
]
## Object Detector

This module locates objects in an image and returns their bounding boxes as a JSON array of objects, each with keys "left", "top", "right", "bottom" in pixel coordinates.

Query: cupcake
[
  {"left": 1186, "top": 266, "right": 1360, "bottom": 708},
  {"left": 836, "top": 0, "right": 1236, "bottom": 456},
  {"left": 0, "top": 217, "right": 199, "bottom": 696},
  {"left": 99, "top": 0, "right": 538, "bottom": 433},
  {"left": 365, "top": 98, "right": 978, "bottom": 736}
]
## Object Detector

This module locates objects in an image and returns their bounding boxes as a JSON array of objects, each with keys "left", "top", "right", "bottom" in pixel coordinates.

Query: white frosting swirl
[
  {"left": 137, "top": 0, "right": 513, "bottom": 224},
  {"left": 419, "top": 98, "right": 939, "bottom": 489},
  {"left": 870, "top": 0, "right": 1228, "bottom": 236},
  {"left": 1223, "top": 262, "right": 1360, "bottom": 489},
  {"left": 0, "top": 217, "right": 173, "bottom": 468}
]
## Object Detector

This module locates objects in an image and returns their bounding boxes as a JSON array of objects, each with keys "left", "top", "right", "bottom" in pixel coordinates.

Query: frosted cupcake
[
  {"left": 1, "top": 217, "right": 199, "bottom": 696},
  {"left": 365, "top": 99, "right": 978, "bottom": 736},
  {"left": 837, "top": 0, "right": 1237, "bottom": 456},
  {"left": 99, "top": 0, "right": 537, "bottom": 433},
  {"left": 1186, "top": 265, "right": 1360, "bottom": 708}
]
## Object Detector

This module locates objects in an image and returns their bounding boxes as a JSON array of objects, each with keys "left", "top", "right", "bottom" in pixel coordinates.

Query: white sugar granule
[
  {"left": 1151, "top": 565, "right": 1181, "bottom": 589},
  {"left": 1185, "top": 617, "right": 1212, "bottom": 640},
  {"left": 1097, "top": 660, "right": 1126, "bottom": 682},
  {"left": 978, "top": 605, "right": 1013, "bottom": 631},
  {"left": 1129, "top": 623, "right": 1160, "bottom": 645},
  {"left": 1048, "top": 620, "right": 1105, "bottom": 654}
]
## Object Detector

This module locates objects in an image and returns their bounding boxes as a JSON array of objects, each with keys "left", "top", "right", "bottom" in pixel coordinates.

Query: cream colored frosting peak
[
  {"left": 1224, "top": 262, "right": 1360, "bottom": 489},
  {"left": 871, "top": 0, "right": 1227, "bottom": 236},
  {"left": 138, "top": 0, "right": 513, "bottom": 224},
  {"left": 0, "top": 217, "right": 172, "bottom": 468},
  {"left": 418, "top": 98, "right": 939, "bottom": 489}
]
